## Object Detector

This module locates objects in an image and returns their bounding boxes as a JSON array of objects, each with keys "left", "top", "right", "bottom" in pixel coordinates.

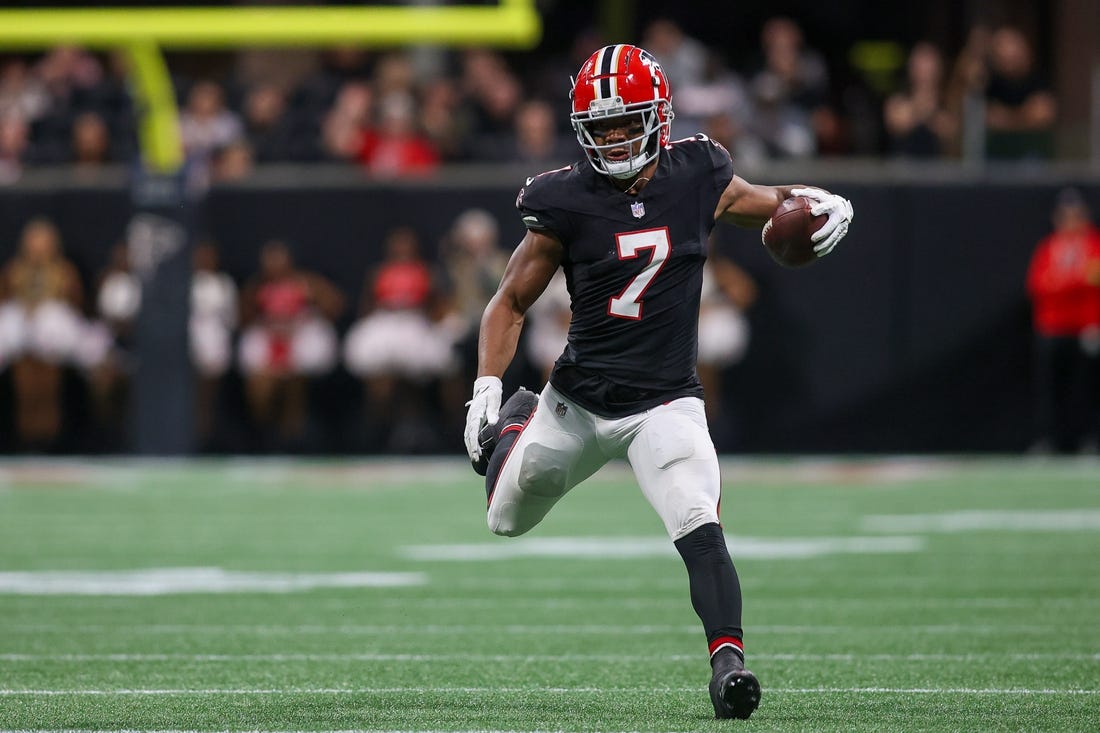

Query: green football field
[{"left": 0, "top": 457, "right": 1098, "bottom": 732}]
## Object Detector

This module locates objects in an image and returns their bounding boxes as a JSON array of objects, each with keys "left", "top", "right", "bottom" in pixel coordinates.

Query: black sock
[
  {"left": 485, "top": 424, "right": 523, "bottom": 503},
  {"left": 674, "top": 522, "right": 744, "bottom": 659}
]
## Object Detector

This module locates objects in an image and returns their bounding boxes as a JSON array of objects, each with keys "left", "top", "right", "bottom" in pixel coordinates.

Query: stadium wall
[{"left": 1, "top": 167, "right": 1096, "bottom": 454}]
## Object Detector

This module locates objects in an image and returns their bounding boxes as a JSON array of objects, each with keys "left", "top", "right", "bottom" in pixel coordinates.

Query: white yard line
[
  {"left": 13, "top": 595, "right": 1098, "bottom": 611},
  {"left": 402, "top": 536, "right": 925, "bottom": 561},
  {"left": 0, "top": 726, "right": 620, "bottom": 730},
  {"left": 1, "top": 652, "right": 1097, "bottom": 663},
  {"left": 0, "top": 686, "right": 1097, "bottom": 696},
  {"left": 0, "top": 569, "right": 425, "bottom": 595},
  {"left": 862, "top": 509, "right": 1100, "bottom": 532},
  {"left": 0, "top": 726, "right": 616, "bottom": 730},
  {"left": 2, "top": 622, "right": 1077, "bottom": 635}
]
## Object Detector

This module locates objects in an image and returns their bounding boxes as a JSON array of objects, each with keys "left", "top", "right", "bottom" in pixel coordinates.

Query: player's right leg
[{"left": 485, "top": 384, "right": 605, "bottom": 537}]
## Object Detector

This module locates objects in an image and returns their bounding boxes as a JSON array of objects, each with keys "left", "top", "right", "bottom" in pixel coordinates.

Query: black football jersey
[{"left": 517, "top": 134, "right": 735, "bottom": 418}]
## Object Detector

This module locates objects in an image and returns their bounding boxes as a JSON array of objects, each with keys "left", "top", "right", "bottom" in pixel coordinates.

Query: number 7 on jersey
[{"left": 608, "top": 227, "right": 671, "bottom": 320}]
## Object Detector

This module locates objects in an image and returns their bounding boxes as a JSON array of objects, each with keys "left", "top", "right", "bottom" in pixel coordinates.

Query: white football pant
[{"left": 487, "top": 382, "right": 721, "bottom": 541}]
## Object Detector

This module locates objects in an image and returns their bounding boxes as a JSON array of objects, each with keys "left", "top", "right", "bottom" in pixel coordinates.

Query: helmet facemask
[{"left": 570, "top": 96, "right": 672, "bottom": 180}]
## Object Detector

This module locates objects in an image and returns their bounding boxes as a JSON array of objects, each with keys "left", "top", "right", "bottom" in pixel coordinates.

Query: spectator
[
  {"left": 373, "top": 53, "right": 418, "bottom": 100},
  {"left": 290, "top": 47, "right": 372, "bottom": 145},
  {"left": 234, "top": 48, "right": 319, "bottom": 101},
  {"left": 749, "top": 17, "right": 833, "bottom": 158},
  {"left": 191, "top": 240, "right": 237, "bottom": 379},
  {"left": 0, "top": 59, "right": 49, "bottom": 123},
  {"left": 942, "top": 25, "right": 993, "bottom": 159},
  {"left": 191, "top": 240, "right": 238, "bottom": 446},
  {"left": 70, "top": 110, "right": 111, "bottom": 167},
  {"left": 85, "top": 242, "right": 138, "bottom": 446},
  {"left": 321, "top": 81, "right": 372, "bottom": 161},
  {"left": 211, "top": 140, "right": 254, "bottom": 182},
  {"left": 702, "top": 111, "right": 767, "bottom": 169},
  {"left": 0, "top": 218, "right": 85, "bottom": 447},
  {"left": 0, "top": 112, "right": 29, "bottom": 183},
  {"left": 29, "top": 47, "right": 138, "bottom": 167},
  {"left": 460, "top": 48, "right": 523, "bottom": 160},
  {"left": 674, "top": 51, "right": 761, "bottom": 164},
  {"left": 697, "top": 249, "right": 757, "bottom": 426},
  {"left": 317, "top": 47, "right": 374, "bottom": 88},
  {"left": 642, "top": 18, "right": 708, "bottom": 91},
  {"left": 507, "top": 99, "right": 573, "bottom": 165},
  {"left": 883, "top": 42, "right": 958, "bottom": 158},
  {"left": 983, "top": 27, "right": 1057, "bottom": 160},
  {"left": 241, "top": 83, "right": 295, "bottom": 162},
  {"left": 419, "top": 77, "right": 465, "bottom": 161},
  {"left": 947, "top": 25, "right": 991, "bottom": 115},
  {"left": 438, "top": 208, "right": 510, "bottom": 377},
  {"left": 179, "top": 80, "right": 244, "bottom": 162},
  {"left": 436, "top": 209, "right": 510, "bottom": 435},
  {"left": 238, "top": 240, "right": 344, "bottom": 448},
  {"left": 527, "top": 27, "right": 607, "bottom": 139},
  {"left": 94, "top": 241, "right": 140, "bottom": 336},
  {"left": 1025, "top": 188, "right": 1100, "bottom": 454},
  {"left": 344, "top": 226, "right": 455, "bottom": 449},
  {"left": 357, "top": 91, "right": 439, "bottom": 177},
  {"left": 35, "top": 46, "right": 103, "bottom": 101}
]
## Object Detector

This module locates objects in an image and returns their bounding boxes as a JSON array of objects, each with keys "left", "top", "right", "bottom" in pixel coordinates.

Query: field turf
[{"left": 0, "top": 457, "right": 1098, "bottom": 732}]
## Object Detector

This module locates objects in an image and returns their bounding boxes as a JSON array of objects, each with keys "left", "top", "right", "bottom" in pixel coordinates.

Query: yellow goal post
[{"left": 0, "top": 1, "right": 542, "bottom": 171}]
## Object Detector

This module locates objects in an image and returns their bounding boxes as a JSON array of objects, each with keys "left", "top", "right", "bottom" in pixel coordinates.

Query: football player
[{"left": 463, "top": 44, "right": 853, "bottom": 720}]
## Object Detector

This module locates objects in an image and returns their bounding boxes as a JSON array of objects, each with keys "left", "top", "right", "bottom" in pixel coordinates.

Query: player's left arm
[
  {"left": 714, "top": 176, "right": 797, "bottom": 228},
  {"left": 714, "top": 175, "right": 854, "bottom": 257}
]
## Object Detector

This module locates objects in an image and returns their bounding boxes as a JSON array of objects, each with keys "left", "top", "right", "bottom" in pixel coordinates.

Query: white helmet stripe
[{"left": 609, "top": 44, "right": 625, "bottom": 99}]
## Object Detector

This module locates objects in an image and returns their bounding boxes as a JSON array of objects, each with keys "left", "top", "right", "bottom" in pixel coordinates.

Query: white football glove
[
  {"left": 464, "top": 375, "right": 503, "bottom": 462},
  {"left": 791, "top": 187, "right": 854, "bottom": 258}
]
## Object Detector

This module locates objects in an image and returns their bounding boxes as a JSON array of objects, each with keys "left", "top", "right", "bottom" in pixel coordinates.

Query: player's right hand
[{"left": 464, "top": 376, "right": 502, "bottom": 462}]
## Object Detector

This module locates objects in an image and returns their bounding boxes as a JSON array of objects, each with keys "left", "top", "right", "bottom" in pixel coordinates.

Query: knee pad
[
  {"left": 487, "top": 502, "right": 525, "bottom": 537},
  {"left": 518, "top": 437, "right": 577, "bottom": 498}
]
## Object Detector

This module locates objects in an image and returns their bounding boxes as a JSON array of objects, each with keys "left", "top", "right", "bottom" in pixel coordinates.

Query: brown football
[{"left": 762, "top": 196, "right": 828, "bottom": 268}]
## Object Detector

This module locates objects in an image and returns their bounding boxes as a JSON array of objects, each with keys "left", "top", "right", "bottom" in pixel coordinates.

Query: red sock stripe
[
  {"left": 500, "top": 424, "right": 524, "bottom": 437},
  {"left": 708, "top": 636, "right": 743, "bottom": 656}
]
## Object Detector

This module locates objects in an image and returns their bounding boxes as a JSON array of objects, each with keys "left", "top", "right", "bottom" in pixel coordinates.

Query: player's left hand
[
  {"left": 464, "top": 376, "right": 502, "bottom": 462},
  {"left": 792, "top": 187, "right": 854, "bottom": 258}
]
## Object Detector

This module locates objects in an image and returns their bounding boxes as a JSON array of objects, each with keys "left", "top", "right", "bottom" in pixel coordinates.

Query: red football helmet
[{"left": 570, "top": 44, "right": 674, "bottom": 179}]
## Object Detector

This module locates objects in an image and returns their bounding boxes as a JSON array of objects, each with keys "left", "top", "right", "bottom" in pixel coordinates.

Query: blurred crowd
[
  {"left": 0, "top": 204, "right": 758, "bottom": 454},
  {"left": 0, "top": 14, "right": 1075, "bottom": 454},
  {"left": 0, "top": 17, "right": 1062, "bottom": 184}
]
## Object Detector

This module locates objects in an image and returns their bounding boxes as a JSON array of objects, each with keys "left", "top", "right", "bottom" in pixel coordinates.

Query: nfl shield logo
[
  {"left": 631, "top": 201, "right": 645, "bottom": 219},
  {"left": 555, "top": 402, "right": 568, "bottom": 417}
]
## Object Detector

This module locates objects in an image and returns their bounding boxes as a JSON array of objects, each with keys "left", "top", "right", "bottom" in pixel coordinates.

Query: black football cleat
[
  {"left": 709, "top": 648, "right": 761, "bottom": 720},
  {"left": 470, "top": 388, "right": 539, "bottom": 476}
]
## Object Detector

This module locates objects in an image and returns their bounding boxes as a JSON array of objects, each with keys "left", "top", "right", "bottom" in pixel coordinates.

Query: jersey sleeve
[
  {"left": 516, "top": 172, "right": 571, "bottom": 242},
  {"left": 684, "top": 134, "right": 734, "bottom": 218},
  {"left": 702, "top": 134, "right": 735, "bottom": 196}
]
